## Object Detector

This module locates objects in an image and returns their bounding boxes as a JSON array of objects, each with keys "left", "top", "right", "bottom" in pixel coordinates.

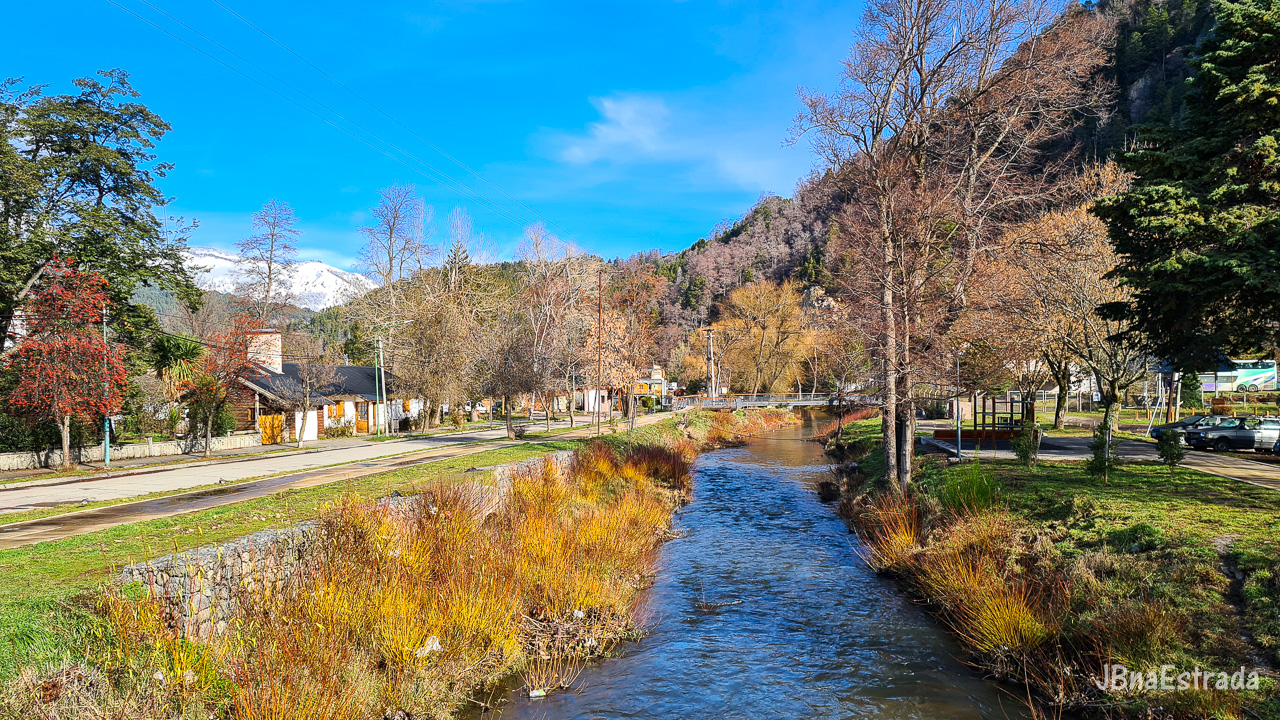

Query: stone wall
[
  {"left": 0, "top": 432, "right": 262, "bottom": 472},
  {"left": 119, "top": 523, "right": 322, "bottom": 639},
  {"left": 118, "top": 450, "right": 576, "bottom": 638}
]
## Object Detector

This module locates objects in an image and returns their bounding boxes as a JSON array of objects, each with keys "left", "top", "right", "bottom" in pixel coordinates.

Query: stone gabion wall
[
  {"left": 118, "top": 450, "right": 578, "bottom": 639},
  {"left": 491, "top": 450, "right": 575, "bottom": 489},
  {"left": 119, "top": 523, "right": 323, "bottom": 639}
]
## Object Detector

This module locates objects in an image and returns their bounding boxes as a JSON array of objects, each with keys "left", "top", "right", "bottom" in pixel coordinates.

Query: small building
[
  {"left": 632, "top": 365, "right": 667, "bottom": 399},
  {"left": 237, "top": 329, "right": 417, "bottom": 442}
]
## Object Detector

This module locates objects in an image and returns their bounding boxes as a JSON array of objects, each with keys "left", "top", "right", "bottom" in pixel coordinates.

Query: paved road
[
  {"left": 0, "top": 422, "right": 580, "bottom": 513},
  {"left": 926, "top": 434, "right": 1280, "bottom": 491},
  {"left": 0, "top": 414, "right": 671, "bottom": 549}
]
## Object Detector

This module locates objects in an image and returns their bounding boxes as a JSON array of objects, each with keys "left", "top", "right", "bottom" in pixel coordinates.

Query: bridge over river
[{"left": 671, "top": 392, "right": 878, "bottom": 410}]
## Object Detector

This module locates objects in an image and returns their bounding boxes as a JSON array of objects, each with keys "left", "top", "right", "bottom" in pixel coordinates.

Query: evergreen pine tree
[{"left": 1096, "top": 0, "right": 1280, "bottom": 369}]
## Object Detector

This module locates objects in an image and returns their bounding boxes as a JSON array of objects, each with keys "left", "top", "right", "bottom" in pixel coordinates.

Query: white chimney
[{"left": 248, "top": 329, "right": 283, "bottom": 374}]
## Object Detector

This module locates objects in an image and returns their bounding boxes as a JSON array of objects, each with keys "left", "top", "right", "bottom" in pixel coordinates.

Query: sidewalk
[
  {"left": 0, "top": 416, "right": 599, "bottom": 513},
  {"left": 0, "top": 420, "right": 535, "bottom": 487},
  {"left": 0, "top": 412, "right": 673, "bottom": 548}
]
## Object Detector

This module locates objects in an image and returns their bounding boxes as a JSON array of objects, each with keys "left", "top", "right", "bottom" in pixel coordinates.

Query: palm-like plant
[{"left": 151, "top": 334, "right": 204, "bottom": 403}]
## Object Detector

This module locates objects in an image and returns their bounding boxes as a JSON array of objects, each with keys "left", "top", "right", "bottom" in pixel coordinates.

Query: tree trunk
[
  {"left": 296, "top": 408, "right": 306, "bottom": 449},
  {"left": 545, "top": 393, "right": 552, "bottom": 431},
  {"left": 504, "top": 396, "right": 515, "bottom": 439},
  {"left": 60, "top": 415, "right": 73, "bottom": 471},
  {"left": 208, "top": 415, "right": 216, "bottom": 457},
  {"left": 897, "top": 308, "right": 914, "bottom": 492},
  {"left": 568, "top": 376, "right": 576, "bottom": 428},
  {"left": 1101, "top": 393, "right": 1120, "bottom": 434},
  {"left": 1053, "top": 367, "right": 1071, "bottom": 430},
  {"left": 469, "top": 402, "right": 480, "bottom": 423},
  {"left": 880, "top": 226, "right": 899, "bottom": 487},
  {"left": 896, "top": 373, "right": 914, "bottom": 492}
]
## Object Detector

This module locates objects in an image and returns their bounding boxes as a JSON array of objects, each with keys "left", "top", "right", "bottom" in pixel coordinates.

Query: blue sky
[{"left": 3, "top": 0, "right": 862, "bottom": 269}]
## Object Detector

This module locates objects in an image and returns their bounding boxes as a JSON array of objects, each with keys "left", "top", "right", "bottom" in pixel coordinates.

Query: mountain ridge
[{"left": 184, "top": 246, "right": 377, "bottom": 311}]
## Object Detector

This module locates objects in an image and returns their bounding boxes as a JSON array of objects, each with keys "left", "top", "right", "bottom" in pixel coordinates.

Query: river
[{"left": 476, "top": 415, "right": 1026, "bottom": 719}]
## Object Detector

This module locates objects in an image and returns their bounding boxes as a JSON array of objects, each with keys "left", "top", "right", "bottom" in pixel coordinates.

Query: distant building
[{"left": 632, "top": 365, "right": 667, "bottom": 398}]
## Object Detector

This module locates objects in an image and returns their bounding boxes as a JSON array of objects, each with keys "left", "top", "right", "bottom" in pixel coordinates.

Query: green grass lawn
[
  {"left": 845, "top": 417, "right": 1280, "bottom": 716},
  {"left": 0, "top": 413, "right": 702, "bottom": 684},
  {"left": 993, "top": 460, "right": 1280, "bottom": 566},
  {"left": 990, "top": 459, "right": 1280, "bottom": 707}
]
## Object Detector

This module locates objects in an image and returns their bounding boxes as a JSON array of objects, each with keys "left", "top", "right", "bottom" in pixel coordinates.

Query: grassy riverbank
[
  {"left": 0, "top": 408, "right": 795, "bottom": 718},
  {"left": 834, "top": 419, "right": 1280, "bottom": 719}
]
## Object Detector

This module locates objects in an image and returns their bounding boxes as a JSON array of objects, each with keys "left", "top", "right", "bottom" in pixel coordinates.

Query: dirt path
[{"left": 0, "top": 416, "right": 668, "bottom": 549}]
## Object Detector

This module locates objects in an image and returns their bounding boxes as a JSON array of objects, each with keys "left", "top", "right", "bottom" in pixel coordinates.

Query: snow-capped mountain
[{"left": 184, "top": 246, "right": 378, "bottom": 311}]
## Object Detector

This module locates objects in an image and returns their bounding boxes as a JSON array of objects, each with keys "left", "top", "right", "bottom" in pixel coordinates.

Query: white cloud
[
  {"left": 549, "top": 92, "right": 809, "bottom": 193},
  {"left": 560, "top": 96, "right": 671, "bottom": 164}
]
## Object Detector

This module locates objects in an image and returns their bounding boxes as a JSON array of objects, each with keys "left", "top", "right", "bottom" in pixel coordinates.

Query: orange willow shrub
[
  {"left": 855, "top": 491, "right": 921, "bottom": 574},
  {"left": 853, "top": 491, "right": 1051, "bottom": 655},
  {"left": 65, "top": 441, "right": 693, "bottom": 719}
]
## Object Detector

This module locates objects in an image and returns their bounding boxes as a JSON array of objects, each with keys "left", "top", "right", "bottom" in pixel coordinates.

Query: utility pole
[
  {"left": 596, "top": 269, "right": 604, "bottom": 437},
  {"left": 704, "top": 327, "right": 716, "bottom": 399},
  {"left": 955, "top": 351, "right": 962, "bottom": 461},
  {"left": 376, "top": 337, "right": 389, "bottom": 435},
  {"left": 103, "top": 305, "right": 111, "bottom": 469}
]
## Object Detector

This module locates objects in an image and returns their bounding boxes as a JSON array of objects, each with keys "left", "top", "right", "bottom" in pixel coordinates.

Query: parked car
[
  {"left": 1151, "top": 414, "right": 1209, "bottom": 440},
  {"left": 1153, "top": 414, "right": 1233, "bottom": 443},
  {"left": 1185, "top": 416, "right": 1280, "bottom": 451}
]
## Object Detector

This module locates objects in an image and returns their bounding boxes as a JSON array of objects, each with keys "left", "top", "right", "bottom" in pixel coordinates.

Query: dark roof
[
  {"left": 242, "top": 363, "right": 401, "bottom": 406},
  {"left": 241, "top": 370, "right": 332, "bottom": 408},
  {"left": 300, "top": 364, "right": 391, "bottom": 401}
]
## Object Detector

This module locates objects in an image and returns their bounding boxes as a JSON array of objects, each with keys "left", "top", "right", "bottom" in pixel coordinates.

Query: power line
[
  {"left": 124, "top": 0, "right": 537, "bottom": 231},
  {"left": 105, "top": 0, "right": 538, "bottom": 232},
  {"left": 205, "top": 0, "right": 589, "bottom": 249}
]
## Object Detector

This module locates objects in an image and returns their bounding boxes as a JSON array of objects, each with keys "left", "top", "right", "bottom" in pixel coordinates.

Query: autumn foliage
[{"left": 4, "top": 256, "right": 127, "bottom": 468}]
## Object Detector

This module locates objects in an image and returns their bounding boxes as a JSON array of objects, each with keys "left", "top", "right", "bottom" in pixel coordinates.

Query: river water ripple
[{"left": 479, "top": 420, "right": 1025, "bottom": 720}]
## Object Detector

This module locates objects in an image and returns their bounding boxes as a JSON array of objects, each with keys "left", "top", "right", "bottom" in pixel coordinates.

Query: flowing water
[{"left": 477, "top": 415, "right": 1026, "bottom": 720}]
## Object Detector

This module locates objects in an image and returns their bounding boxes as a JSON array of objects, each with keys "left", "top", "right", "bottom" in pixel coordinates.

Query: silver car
[{"left": 1185, "top": 416, "right": 1280, "bottom": 451}]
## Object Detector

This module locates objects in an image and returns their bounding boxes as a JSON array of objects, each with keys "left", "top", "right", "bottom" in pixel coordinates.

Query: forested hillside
[
  {"left": 640, "top": 0, "right": 1215, "bottom": 361},
  {"left": 636, "top": 175, "right": 843, "bottom": 357},
  {"left": 1093, "top": 0, "right": 1215, "bottom": 149}
]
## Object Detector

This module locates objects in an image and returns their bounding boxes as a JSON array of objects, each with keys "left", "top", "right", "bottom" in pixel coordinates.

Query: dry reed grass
[{"left": 37, "top": 439, "right": 694, "bottom": 719}]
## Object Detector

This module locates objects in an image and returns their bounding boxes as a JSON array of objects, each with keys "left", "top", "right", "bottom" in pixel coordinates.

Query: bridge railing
[{"left": 669, "top": 393, "right": 877, "bottom": 411}]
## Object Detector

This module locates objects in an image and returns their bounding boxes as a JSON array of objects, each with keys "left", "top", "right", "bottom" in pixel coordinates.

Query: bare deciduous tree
[
  {"left": 275, "top": 335, "right": 342, "bottom": 448},
  {"left": 236, "top": 199, "right": 300, "bottom": 323},
  {"left": 358, "top": 184, "right": 433, "bottom": 296},
  {"left": 793, "top": 0, "right": 1113, "bottom": 490}
]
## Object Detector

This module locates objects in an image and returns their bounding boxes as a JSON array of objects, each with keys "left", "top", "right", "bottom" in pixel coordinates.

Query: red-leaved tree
[
  {"left": 5, "top": 256, "right": 128, "bottom": 469},
  {"left": 180, "top": 312, "right": 258, "bottom": 456}
]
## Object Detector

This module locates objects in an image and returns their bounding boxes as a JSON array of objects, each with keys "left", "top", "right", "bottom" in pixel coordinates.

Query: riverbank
[
  {"left": 1, "top": 408, "right": 795, "bottom": 719},
  {"left": 470, "top": 408, "right": 1025, "bottom": 719},
  {"left": 833, "top": 419, "right": 1280, "bottom": 719}
]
